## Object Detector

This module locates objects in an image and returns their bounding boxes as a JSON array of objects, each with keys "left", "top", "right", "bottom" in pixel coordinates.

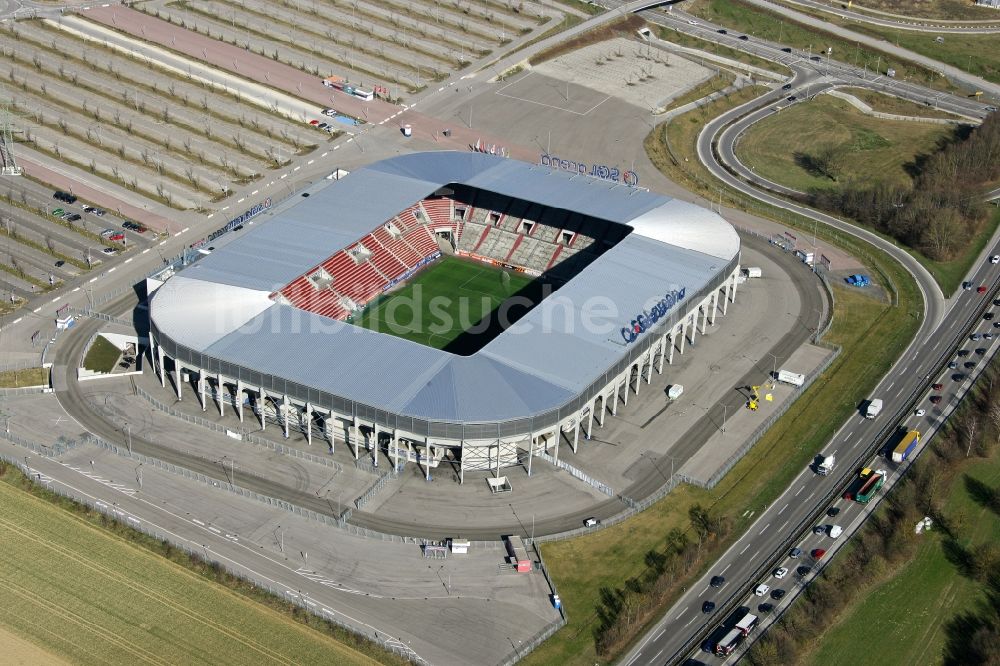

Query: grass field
[
  {"left": 0, "top": 367, "right": 49, "bottom": 389},
  {"left": 735, "top": 95, "right": 954, "bottom": 192},
  {"left": 82, "top": 335, "right": 122, "bottom": 373},
  {"left": 801, "top": 424, "right": 1000, "bottom": 664},
  {"left": 353, "top": 256, "right": 538, "bottom": 353},
  {"left": 686, "top": 0, "right": 958, "bottom": 91},
  {"left": 524, "top": 279, "right": 921, "bottom": 665},
  {"left": 841, "top": 0, "right": 1000, "bottom": 20},
  {"left": 836, "top": 87, "right": 967, "bottom": 120},
  {"left": 0, "top": 477, "right": 383, "bottom": 666}
]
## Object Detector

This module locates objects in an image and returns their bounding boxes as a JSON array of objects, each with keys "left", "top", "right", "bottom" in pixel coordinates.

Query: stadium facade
[{"left": 148, "top": 152, "right": 741, "bottom": 481}]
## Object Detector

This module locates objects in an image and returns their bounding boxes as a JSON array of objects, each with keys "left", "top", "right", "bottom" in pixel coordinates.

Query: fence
[
  {"left": 135, "top": 385, "right": 342, "bottom": 472},
  {"left": 71, "top": 307, "right": 133, "bottom": 326},
  {"left": 0, "top": 385, "right": 49, "bottom": 396},
  {"left": 536, "top": 451, "right": 615, "bottom": 497},
  {"left": 354, "top": 469, "right": 397, "bottom": 510},
  {"left": 0, "top": 448, "right": 426, "bottom": 665},
  {"left": 497, "top": 542, "right": 567, "bottom": 666}
]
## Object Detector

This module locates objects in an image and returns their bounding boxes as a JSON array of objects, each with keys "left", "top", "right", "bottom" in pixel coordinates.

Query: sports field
[
  {"left": 0, "top": 477, "right": 381, "bottom": 666},
  {"left": 353, "top": 256, "right": 543, "bottom": 354}
]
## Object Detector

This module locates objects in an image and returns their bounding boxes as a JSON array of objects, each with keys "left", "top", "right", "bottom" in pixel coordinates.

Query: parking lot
[
  {"left": 136, "top": 0, "right": 557, "bottom": 96},
  {"left": 4, "top": 19, "right": 324, "bottom": 210}
]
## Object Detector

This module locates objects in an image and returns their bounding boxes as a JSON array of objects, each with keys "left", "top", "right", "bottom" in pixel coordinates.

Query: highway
[
  {"left": 619, "top": 8, "right": 1000, "bottom": 664},
  {"left": 768, "top": 0, "right": 1000, "bottom": 33}
]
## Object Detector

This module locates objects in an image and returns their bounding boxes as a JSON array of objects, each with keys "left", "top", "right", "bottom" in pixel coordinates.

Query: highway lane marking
[
  {"left": 795, "top": 484, "right": 806, "bottom": 496},
  {"left": 89, "top": 277, "right": 98, "bottom": 282},
  {"left": 655, "top": 629, "right": 666, "bottom": 641},
  {"left": 778, "top": 503, "right": 788, "bottom": 515},
  {"left": 759, "top": 523, "right": 770, "bottom": 535},
  {"left": 208, "top": 526, "right": 222, "bottom": 534},
  {"left": 653, "top": 648, "right": 664, "bottom": 662},
  {"left": 142, "top": 248, "right": 150, "bottom": 254},
  {"left": 251, "top": 190, "right": 259, "bottom": 195},
  {"left": 740, "top": 543, "right": 751, "bottom": 555},
  {"left": 72, "top": 287, "right": 79, "bottom": 292},
  {"left": 886, "top": 380, "right": 894, "bottom": 390},
  {"left": 751, "top": 549, "right": 761, "bottom": 561},
  {"left": 806, "top": 490, "right": 817, "bottom": 502},
  {"left": 32, "top": 307, "right": 41, "bottom": 313},
  {"left": 159, "top": 240, "right": 167, "bottom": 246},
  {"left": 720, "top": 563, "right": 732, "bottom": 574},
  {"left": 192, "top": 518, "right": 205, "bottom": 525},
  {"left": 124, "top": 258, "right": 133, "bottom": 264},
  {"left": 108, "top": 267, "right": 116, "bottom": 273},
  {"left": 51, "top": 297, "right": 60, "bottom": 303},
  {"left": 675, "top": 609, "right": 686, "bottom": 620}
]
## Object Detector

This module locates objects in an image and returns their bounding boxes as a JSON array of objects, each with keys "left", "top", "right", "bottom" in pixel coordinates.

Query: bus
[
  {"left": 715, "top": 628, "right": 744, "bottom": 656},
  {"left": 734, "top": 612, "right": 759, "bottom": 636}
]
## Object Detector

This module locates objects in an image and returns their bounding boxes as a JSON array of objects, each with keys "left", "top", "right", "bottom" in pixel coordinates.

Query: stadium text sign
[
  {"left": 621, "top": 287, "right": 686, "bottom": 344},
  {"left": 539, "top": 153, "right": 639, "bottom": 187},
  {"left": 190, "top": 197, "right": 272, "bottom": 248}
]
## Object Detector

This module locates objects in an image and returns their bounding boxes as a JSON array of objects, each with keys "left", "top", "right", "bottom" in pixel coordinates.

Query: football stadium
[{"left": 148, "top": 152, "right": 742, "bottom": 482}]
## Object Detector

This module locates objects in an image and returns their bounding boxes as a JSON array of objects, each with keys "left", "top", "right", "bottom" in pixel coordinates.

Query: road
[
  {"left": 619, "top": 12, "right": 1000, "bottom": 664},
  {"left": 769, "top": 0, "right": 1000, "bottom": 33}
]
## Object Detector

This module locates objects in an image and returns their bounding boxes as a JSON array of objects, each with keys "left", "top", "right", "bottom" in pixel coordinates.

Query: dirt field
[{"left": 0, "top": 625, "right": 71, "bottom": 666}]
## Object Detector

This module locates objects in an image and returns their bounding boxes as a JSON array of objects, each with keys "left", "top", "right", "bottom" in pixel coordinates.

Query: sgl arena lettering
[
  {"left": 621, "top": 287, "right": 686, "bottom": 344},
  {"left": 539, "top": 153, "right": 639, "bottom": 187}
]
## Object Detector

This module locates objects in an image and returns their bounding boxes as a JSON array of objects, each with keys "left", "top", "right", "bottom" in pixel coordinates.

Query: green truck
[{"left": 844, "top": 468, "right": 886, "bottom": 503}]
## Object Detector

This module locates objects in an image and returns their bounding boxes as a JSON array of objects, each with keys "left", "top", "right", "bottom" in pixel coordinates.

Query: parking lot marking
[
  {"left": 334, "top": 145, "right": 340, "bottom": 150},
  {"left": 238, "top": 198, "right": 245, "bottom": 203},
  {"left": 125, "top": 258, "right": 133, "bottom": 264},
  {"left": 321, "top": 152, "right": 328, "bottom": 157},
  {"left": 180, "top": 227, "right": 189, "bottom": 234},
  {"left": 206, "top": 213, "right": 214, "bottom": 219},
  {"left": 108, "top": 267, "right": 116, "bottom": 273},
  {"left": 251, "top": 190, "right": 259, "bottom": 195},
  {"left": 306, "top": 161, "right": 314, "bottom": 166},
  {"left": 221, "top": 206, "right": 230, "bottom": 211},
  {"left": 89, "top": 277, "right": 98, "bottom": 282},
  {"left": 51, "top": 297, "right": 60, "bottom": 303},
  {"left": 280, "top": 174, "right": 288, "bottom": 178},
  {"left": 191, "top": 518, "right": 205, "bottom": 526},
  {"left": 293, "top": 166, "right": 301, "bottom": 172},
  {"left": 33, "top": 307, "right": 41, "bottom": 313},
  {"left": 142, "top": 248, "right": 150, "bottom": 254},
  {"left": 159, "top": 240, "right": 167, "bottom": 246},
  {"left": 12, "top": 317, "right": 21, "bottom": 324}
]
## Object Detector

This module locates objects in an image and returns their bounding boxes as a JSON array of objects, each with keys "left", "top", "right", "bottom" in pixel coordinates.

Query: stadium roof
[{"left": 151, "top": 152, "right": 740, "bottom": 424}]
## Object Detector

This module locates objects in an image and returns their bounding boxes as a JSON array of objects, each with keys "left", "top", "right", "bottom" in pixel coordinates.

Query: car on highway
[
  {"left": 932, "top": 383, "right": 943, "bottom": 391},
  {"left": 979, "top": 286, "right": 989, "bottom": 294},
  {"left": 787, "top": 95, "right": 797, "bottom": 102},
  {"left": 991, "top": 255, "right": 1000, "bottom": 264},
  {"left": 773, "top": 567, "right": 788, "bottom": 579},
  {"left": 930, "top": 395, "right": 943, "bottom": 404},
  {"left": 953, "top": 373, "right": 967, "bottom": 381},
  {"left": 812, "top": 548, "right": 826, "bottom": 559},
  {"left": 813, "top": 524, "right": 826, "bottom": 534},
  {"left": 771, "top": 588, "right": 786, "bottom": 600},
  {"left": 54, "top": 260, "right": 65, "bottom": 268},
  {"left": 827, "top": 506, "right": 841, "bottom": 517},
  {"left": 782, "top": 83, "right": 793, "bottom": 90},
  {"left": 688, "top": 19, "right": 698, "bottom": 25},
  {"left": 977, "top": 348, "right": 988, "bottom": 355},
  {"left": 789, "top": 547, "right": 802, "bottom": 558},
  {"left": 710, "top": 575, "right": 725, "bottom": 588},
  {"left": 739, "top": 34, "right": 749, "bottom": 40},
  {"left": 964, "top": 281, "right": 974, "bottom": 290},
  {"left": 717, "top": 28, "right": 727, "bottom": 34},
  {"left": 810, "top": 55, "right": 821, "bottom": 61},
  {"left": 829, "top": 525, "right": 843, "bottom": 538},
  {"left": 971, "top": 333, "right": 982, "bottom": 341},
  {"left": 702, "top": 600, "right": 716, "bottom": 613},
  {"left": 987, "top": 333, "right": 996, "bottom": 340},
  {"left": 958, "top": 349, "right": 971, "bottom": 357},
  {"left": 986, "top": 313, "right": 995, "bottom": 321},
  {"left": 781, "top": 47, "right": 792, "bottom": 53},
  {"left": 914, "top": 408, "right": 926, "bottom": 417},
  {"left": 583, "top": 517, "right": 599, "bottom": 527},
  {"left": 754, "top": 583, "right": 770, "bottom": 596},
  {"left": 758, "top": 602, "right": 774, "bottom": 614}
]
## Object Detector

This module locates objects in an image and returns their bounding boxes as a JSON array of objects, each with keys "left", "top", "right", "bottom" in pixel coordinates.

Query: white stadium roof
[{"left": 150, "top": 152, "right": 740, "bottom": 425}]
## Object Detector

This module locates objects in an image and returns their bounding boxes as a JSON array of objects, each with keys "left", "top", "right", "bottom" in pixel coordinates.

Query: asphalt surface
[
  {"left": 622, "top": 241, "right": 1000, "bottom": 665},
  {"left": 50, "top": 232, "right": 824, "bottom": 541},
  {"left": 618, "top": 9, "right": 1000, "bottom": 664},
  {"left": 772, "top": 0, "right": 1000, "bottom": 33}
]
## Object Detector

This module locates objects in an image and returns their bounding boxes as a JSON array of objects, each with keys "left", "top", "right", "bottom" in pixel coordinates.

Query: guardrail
[{"left": 665, "top": 269, "right": 1000, "bottom": 664}]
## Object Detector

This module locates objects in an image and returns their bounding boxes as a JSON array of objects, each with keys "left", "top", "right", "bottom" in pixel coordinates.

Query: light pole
[{"left": 125, "top": 422, "right": 131, "bottom": 454}]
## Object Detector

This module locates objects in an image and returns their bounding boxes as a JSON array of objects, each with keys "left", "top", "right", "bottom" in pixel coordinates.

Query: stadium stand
[{"left": 275, "top": 185, "right": 631, "bottom": 321}]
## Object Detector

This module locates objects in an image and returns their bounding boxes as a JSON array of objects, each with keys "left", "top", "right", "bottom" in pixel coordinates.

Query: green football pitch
[{"left": 352, "top": 256, "right": 543, "bottom": 353}]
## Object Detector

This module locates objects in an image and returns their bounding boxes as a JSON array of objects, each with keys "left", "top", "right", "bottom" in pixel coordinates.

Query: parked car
[
  {"left": 812, "top": 548, "right": 826, "bottom": 559},
  {"left": 948, "top": 361, "right": 959, "bottom": 369},
  {"left": 827, "top": 506, "right": 841, "bottom": 517},
  {"left": 782, "top": 83, "right": 793, "bottom": 90},
  {"left": 966, "top": 361, "right": 977, "bottom": 369},
  {"left": 985, "top": 312, "right": 995, "bottom": 321},
  {"left": 932, "top": 383, "right": 943, "bottom": 391},
  {"left": 914, "top": 408, "right": 926, "bottom": 417},
  {"left": 953, "top": 373, "right": 967, "bottom": 381},
  {"left": 739, "top": 34, "right": 749, "bottom": 40},
  {"left": 322, "top": 108, "right": 337, "bottom": 116},
  {"left": 101, "top": 247, "right": 117, "bottom": 255},
  {"left": 979, "top": 286, "right": 989, "bottom": 294},
  {"left": 66, "top": 213, "right": 81, "bottom": 222},
  {"left": 958, "top": 349, "right": 971, "bottom": 357},
  {"left": 771, "top": 588, "right": 786, "bottom": 600},
  {"left": 977, "top": 348, "right": 988, "bottom": 355},
  {"left": 51, "top": 208, "right": 64, "bottom": 216},
  {"left": 54, "top": 260, "right": 65, "bottom": 267},
  {"left": 987, "top": 333, "right": 996, "bottom": 340},
  {"left": 971, "top": 333, "right": 982, "bottom": 341},
  {"left": 53, "top": 190, "right": 77, "bottom": 203}
]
